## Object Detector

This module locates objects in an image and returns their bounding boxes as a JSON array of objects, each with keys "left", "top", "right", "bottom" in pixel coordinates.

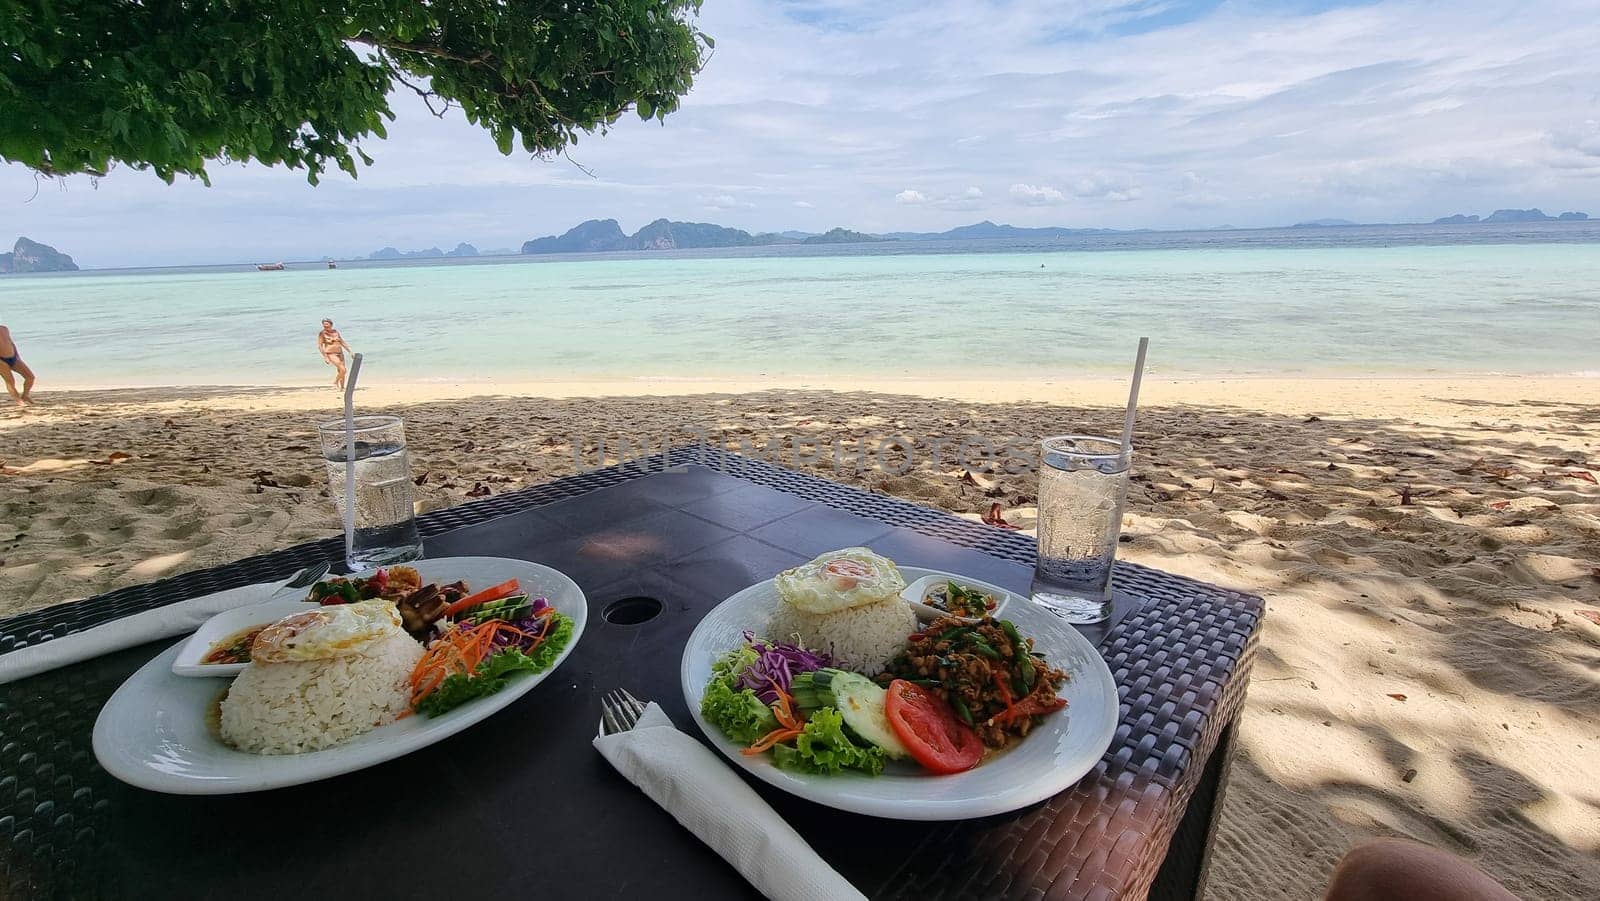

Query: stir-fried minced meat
[{"left": 877, "top": 615, "right": 1068, "bottom": 748}]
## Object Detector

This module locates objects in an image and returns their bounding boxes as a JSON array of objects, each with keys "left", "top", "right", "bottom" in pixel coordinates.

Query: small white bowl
[
  {"left": 900, "top": 572, "right": 1012, "bottom": 623},
  {"left": 170, "top": 598, "right": 307, "bottom": 677}
]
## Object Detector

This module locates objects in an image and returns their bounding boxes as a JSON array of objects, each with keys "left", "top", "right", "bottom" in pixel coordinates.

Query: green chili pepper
[
  {"left": 1000, "top": 619, "right": 1024, "bottom": 647},
  {"left": 936, "top": 626, "right": 971, "bottom": 643},
  {"left": 951, "top": 696, "right": 975, "bottom": 727},
  {"left": 968, "top": 637, "right": 1001, "bottom": 659},
  {"left": 1019, "top": 655, "right": 1036, "bottom": 690}
]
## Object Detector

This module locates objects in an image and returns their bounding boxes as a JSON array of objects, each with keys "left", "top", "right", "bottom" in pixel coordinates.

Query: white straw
[
  {"left": 1120, "top": 337, "right": 1149, "bottom": 453},
  {"left": 342, "top": 353, "right": 364, "bottom": 563}
]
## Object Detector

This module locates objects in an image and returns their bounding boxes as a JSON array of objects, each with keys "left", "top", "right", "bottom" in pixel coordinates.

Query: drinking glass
[
  {"left": 317, "top": 415, "right": 423, "bottom": 570},
  {"left": 1030, "top": 435, "right": 1131, "bottom": 623}
]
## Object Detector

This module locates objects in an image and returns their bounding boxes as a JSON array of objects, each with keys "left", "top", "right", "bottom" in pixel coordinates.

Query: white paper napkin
[
  {"left": 0, "top": 581, "right": 277, "bottom": 685},
  {"left": 594, "top": 702, "right": 867, "bottom": 901}
]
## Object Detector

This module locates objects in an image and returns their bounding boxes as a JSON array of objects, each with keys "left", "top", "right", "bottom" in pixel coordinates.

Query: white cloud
[
  {"left": 7, "top": 0, "right": 1600, "bottom": 264},
  {"left": 1548, "top": 120, "right": 1600, "bottom": 167},
  {"left": 793, "top": 200, "right": 815, "bottom": 208},
  {"left": 1175, "top": 191, "right": 1225, "bottom": 209},
  {"left": 1009, "top": 183, "right": 1068, "bottom": 205},
  {"left": 932, "top": 186, "right": 985, "bottom": 210},
  {"left": 699, "top": 193, "right": 755, "bottom": 210},
  {"left": 1068, "top": 173, "right": 1141, "bottom": 202}
]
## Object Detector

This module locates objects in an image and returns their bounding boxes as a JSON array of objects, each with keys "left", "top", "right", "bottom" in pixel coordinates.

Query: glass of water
[
  {"left": 1031, "top": 435, "right": 1131, "bottom": 623},
  {"left": 317, "top": 415, "right": 423, "bottom": 570}
]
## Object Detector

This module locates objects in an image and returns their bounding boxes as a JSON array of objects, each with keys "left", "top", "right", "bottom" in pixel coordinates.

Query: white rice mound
[
  {"left": 768, "top": 594, "right": 916, "bottom": 676},
  {"left": 219, "top": 632, "right": 423, "bottom": 755}
]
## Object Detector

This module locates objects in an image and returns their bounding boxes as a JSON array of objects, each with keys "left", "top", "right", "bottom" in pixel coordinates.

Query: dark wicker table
[{"left": 0, "top": 449, "right": 1262, "bottom": 901}]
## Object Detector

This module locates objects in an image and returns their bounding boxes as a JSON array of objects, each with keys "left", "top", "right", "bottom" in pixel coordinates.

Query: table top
[{"left": 0, "top": 449, "right": 1263, "bottom": 901}]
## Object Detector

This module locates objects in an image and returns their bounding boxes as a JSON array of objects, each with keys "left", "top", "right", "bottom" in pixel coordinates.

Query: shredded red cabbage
[{"left": 737, "top": 631, "right": 830, "bottom": 703}]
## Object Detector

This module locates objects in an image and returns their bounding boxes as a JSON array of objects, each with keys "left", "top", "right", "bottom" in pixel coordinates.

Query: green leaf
[
  {"left": 771, "top": 707, "right": 885, "bottom": 776},
  {"left": 701, "top": 679, "right": 778, "bottom": 744},
  {"left": 0, "top": 0, "right": 707, "bottom": 181}
]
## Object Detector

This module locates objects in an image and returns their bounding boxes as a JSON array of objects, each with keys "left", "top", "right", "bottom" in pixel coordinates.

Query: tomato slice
[{"left": 883, "top": 679, "right": 984, "bottom": 774}]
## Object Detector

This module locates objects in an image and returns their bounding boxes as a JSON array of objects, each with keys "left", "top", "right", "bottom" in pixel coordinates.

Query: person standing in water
[
  {"left": 0, "top": 324, "right": 36, "bottom": 408},
  {"left": 317, "top": 318, "right": 354, "bottom": 390}
]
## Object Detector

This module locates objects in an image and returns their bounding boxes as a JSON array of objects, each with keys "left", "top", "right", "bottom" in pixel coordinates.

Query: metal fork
[
  {"left": 267, "top": 561, "right": 332, "bottom": 600},
  {"left": 601, "top": 688, "right": 649, "bottom": 735}
]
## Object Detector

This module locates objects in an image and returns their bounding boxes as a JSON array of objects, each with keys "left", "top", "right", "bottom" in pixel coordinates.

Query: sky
[{"left": 4, "top": 0, "right": 1600, "bottom": 268}]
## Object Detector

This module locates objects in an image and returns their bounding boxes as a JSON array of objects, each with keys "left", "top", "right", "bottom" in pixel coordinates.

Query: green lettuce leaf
[
  {"left": 700, "top": 677, "right": 778, "bottom": 744},
  {"left": 524, "top": 613, "right": 575, "bottom": 671},
  {"left": 414, "top": 613, "right": 575, "bottom": 718},
  {"left": 771, "top": 706, "right": 885, "bottom": 776}
]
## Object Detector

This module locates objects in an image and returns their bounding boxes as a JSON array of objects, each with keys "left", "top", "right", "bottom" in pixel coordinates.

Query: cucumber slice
[{"left": 825, "top": 670, "right": 909, "bottom": 760}]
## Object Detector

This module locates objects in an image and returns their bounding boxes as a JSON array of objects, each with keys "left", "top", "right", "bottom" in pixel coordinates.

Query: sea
[{"left": 4, "top": 221, "right": 1598, "bottom": 386}]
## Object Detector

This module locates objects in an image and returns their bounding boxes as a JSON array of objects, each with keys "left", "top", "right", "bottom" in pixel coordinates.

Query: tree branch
[
  {"left": 387, "top": 64, "right": 451, "bottom": 118},
  {"left": 351, "top": 33, "right": 493, "bottom": 67},
  {"left": 562, "top": 150, "right": 597, "bottom": 178}
]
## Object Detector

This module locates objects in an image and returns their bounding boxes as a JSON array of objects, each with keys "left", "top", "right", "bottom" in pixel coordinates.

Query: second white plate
[{"left": 680, "top": 566, "right": 1119, "bottom": 821}]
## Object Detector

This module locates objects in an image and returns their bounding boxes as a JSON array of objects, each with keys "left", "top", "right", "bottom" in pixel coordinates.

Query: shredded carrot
[
  {"left": 769, "top": 683, "right": 803, "bottom": 731},
  {"left": 407, "top": 610, "right": 563, "bottom": 708},
  {"left": 743, "top": 726, "right": 804, "bottom": 755},
  {"left": 407, "top": 616, "right": 560, "bottom": 707},
  {"left": 742, "top": 684, "right": 807, "bottom": 755},
  {"left": 408, "top": 624, "right": 493, "bottom": 705}
]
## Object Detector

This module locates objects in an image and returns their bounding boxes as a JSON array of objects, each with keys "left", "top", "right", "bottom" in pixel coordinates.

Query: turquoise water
[{"left": 4, "top": 240, "right": 1598, "bottom": 384}]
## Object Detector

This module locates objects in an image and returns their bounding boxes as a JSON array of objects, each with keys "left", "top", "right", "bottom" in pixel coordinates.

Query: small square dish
[
  {"left": 170, "top": 598, "right": 306, "bottom": 677},
  {"left": 900, "top": 572, "right": 1012, "bottom": 623}
]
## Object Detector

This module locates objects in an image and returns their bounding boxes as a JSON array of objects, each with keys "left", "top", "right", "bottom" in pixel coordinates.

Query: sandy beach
[{"left": 2, "top": 375, "right": 1597, "bottom": 898}]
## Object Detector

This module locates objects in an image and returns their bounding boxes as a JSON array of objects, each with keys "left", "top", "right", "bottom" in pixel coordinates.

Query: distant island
[
  {"left": 520, "top": 218, "right": 1117, "bottom": 254},
  {"left": 1431, "top": 208, "right": 1589, "bottom": 224},
  {"left": 522, "top": 218, "right": 802, "bottom": 254},
  {"left": 802, "top": 227, "right": 888, "bottom": 245},
  {"left": 0, "top": 237, "right": 78, "bottom": 273},
  {"left": 1281, "top": 209, "right": 1591, "bottom": 228},
  {"left": 881, "top": 221, "right": 1118, "bottom": 241},
  {"left": 21, "top": 207, "right": 1598, "bottom": 272},
  {"left": 518, "top": 208, "right": 1600, "bottom": 255},
  {"left": 369, "top": 242, "right": 479, "bottom": 260}
]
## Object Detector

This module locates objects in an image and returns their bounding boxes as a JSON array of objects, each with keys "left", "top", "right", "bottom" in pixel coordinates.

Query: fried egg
[
  {"left": 775, "top": 547, "right": 906, "bottom": 614},
  {"left": 251, "top": 599, "right": 405, "bottom": 663}
]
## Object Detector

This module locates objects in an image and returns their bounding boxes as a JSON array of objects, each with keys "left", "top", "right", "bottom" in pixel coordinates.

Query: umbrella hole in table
[{"left": 603, "top": 596, "right": 665, "bottom": 625}]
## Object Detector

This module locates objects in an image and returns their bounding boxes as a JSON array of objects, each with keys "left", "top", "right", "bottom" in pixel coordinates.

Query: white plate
[
  {"left": 680, "top": 566, "right": 1119, "bottom": 821},
  {"left": 900, "top": 571, "right": 1012, "bottom": 623},
  {"left": 171, "top": 597, "right": 308, "bottom": 677},
  {"left": 94, "top": 556, "right": 587, "bottom": 795}
]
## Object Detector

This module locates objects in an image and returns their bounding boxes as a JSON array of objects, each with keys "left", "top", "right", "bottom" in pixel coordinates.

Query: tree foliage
[{"left": 0, "top": 0, "right": 710, "bottom": 183}]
